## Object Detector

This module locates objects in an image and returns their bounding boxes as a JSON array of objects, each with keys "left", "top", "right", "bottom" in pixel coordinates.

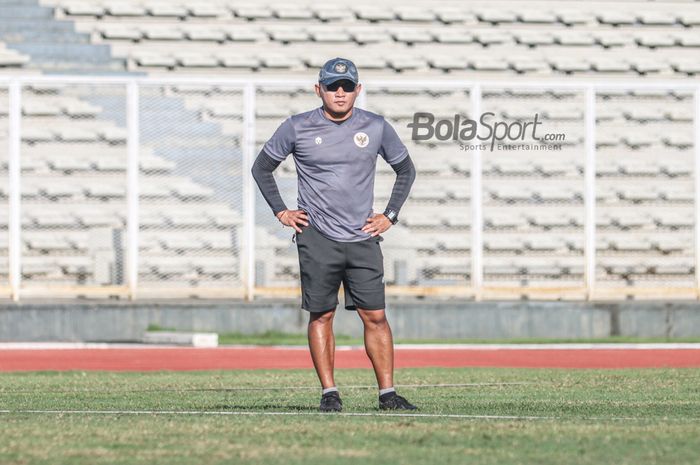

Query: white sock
[
  {"left": 322, "top": 386, "right": 339, "bottom": 395},
  {"left": 379, "top": 387, "right": 396, "bottom": 396}
]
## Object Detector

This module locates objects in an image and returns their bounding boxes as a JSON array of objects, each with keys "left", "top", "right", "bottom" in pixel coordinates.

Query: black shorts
[{"left": 294, "top": 223, "right": 385, "bottom": 313}]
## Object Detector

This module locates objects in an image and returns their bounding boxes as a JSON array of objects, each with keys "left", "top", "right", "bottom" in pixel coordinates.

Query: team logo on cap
[
  {"left": 354, "top": 132, "right": 369, "bottom": 148},
  {"left": 334, "top": 62, "right": 347, "bottom": 73}
]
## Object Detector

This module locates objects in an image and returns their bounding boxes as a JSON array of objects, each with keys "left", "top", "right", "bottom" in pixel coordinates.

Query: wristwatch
[{"left": 383, "top": 209, "right": 399, "bottom": 225}]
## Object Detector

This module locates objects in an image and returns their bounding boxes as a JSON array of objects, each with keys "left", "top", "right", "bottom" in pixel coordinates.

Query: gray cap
[{"left": 318, "top": 57, "right": 359, "bottom": 85}]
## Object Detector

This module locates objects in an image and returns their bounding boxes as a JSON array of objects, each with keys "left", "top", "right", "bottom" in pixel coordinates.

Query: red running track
[{"left": 1, "top": 347, "right": 699, "bottom": 371}]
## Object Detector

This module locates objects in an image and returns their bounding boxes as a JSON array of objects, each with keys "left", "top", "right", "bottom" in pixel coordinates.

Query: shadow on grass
[{"left": 208, "top": 403, "right": 319, "bottom": 412}]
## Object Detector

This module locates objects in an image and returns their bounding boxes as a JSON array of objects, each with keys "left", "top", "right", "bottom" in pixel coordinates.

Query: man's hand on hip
[
  {"left": 276, "top": 209, "right": 309, "bottom": 233},
  {"left": 362, "top": 213, "right": 392, "bottom": 237}
]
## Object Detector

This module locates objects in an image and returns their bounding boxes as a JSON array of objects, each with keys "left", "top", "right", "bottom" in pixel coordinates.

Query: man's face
[{"left": 314, "top": 79, "right": 362, "bottom": 116}]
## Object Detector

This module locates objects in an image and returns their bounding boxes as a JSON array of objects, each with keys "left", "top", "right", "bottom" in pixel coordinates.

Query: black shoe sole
[{"left": 318, "top": 408, "right": 343, "bottom": 413}]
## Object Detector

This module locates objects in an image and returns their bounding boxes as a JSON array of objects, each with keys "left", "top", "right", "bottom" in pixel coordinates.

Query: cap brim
[{"left": 320, "top": 76, "right": 358, "bottom": 86}]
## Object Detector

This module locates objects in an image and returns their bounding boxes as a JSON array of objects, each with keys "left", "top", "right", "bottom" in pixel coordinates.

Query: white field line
[
  {"left": 2, "top": 342, "right": 700, "bottom": 350},
  {"left": 0, "top": 408, "right": 672, "bottom": 422},
  {"left": 0, "top": 382, "right": 535, "bottom": 394}
]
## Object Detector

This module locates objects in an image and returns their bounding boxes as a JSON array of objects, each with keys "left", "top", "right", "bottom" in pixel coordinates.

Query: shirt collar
[{"left": 317, "top": 106, "right": 357, "bottom": 126}]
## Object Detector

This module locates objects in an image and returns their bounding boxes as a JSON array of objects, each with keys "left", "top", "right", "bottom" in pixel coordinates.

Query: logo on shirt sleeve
[{"left": 354, "top": 132, "right": 369, "bottom": 148}]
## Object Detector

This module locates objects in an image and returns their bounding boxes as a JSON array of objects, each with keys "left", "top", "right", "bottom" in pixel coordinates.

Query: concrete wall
[{"left": 1, "top": 298, "right": 700, "bottom": 342}]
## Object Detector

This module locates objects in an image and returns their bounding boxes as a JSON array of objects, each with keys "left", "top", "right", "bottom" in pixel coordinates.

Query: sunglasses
[{"left": 324, "top": 81, "right": 357, "bottom": 92}]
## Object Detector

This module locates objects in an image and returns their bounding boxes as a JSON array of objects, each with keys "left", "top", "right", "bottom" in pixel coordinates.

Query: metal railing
[{"left": 0, "top": 74, "right": 699, "bottom": 301}]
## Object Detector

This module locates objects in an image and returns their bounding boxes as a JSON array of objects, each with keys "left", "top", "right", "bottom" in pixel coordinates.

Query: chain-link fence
[
  {"left": 19, "top": 82, "right": 127, "bottom": 297},
  {"left": 253, "top": 84, "right": 317, "bottom": 292},
  {"left": 366, "top": 85, "right": 472, "bottom": 293},
  {"left": 594, "top": 88, "right": 695, "bottom": 299},
  {"left": 0, "top": 76, "right": 698, "bottom": 301},
  {"left": 137, "top": 83, "right": 244, "bottom": 298},
  {"left": 0, "top": 84, "right": 7, "bottom": 294},
  {"left": 480, "top": 87, "right": 586, "bottom": 299}
]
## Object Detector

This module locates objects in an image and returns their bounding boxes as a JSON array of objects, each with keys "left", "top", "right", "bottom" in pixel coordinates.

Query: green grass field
[
  {"left": 212, "top": 330, "right": 700, "bottom": 346},
  {"left": 1, "top": 367, "right": 699, "bottom": 464},
  {"left": 145, "top": 326, "right": 700, "bottom": 346}
]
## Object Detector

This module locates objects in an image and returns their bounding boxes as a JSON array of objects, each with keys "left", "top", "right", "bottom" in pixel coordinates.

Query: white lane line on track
[
  {"left": 0, "top": 409, "right": 668, "bottom": 421},
  {"left": 2, "top": 342, "right": 700, "bottom": 350},
  {"left": 0, "top": 382, "right": 535, "bottom": 394},
  {"left": 368, "top": 343, "right": 700, "bottom": 350}
]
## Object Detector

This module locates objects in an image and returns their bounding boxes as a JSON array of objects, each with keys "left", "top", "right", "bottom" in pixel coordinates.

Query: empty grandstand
[{"left": 0, "top": 0, "right": 698, "bottom": 300}]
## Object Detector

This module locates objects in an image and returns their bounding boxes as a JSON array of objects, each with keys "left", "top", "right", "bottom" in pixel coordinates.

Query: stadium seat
[
  {"left": 188, "top": 3, "right": 227, "bottom": 18},
  {"left": 433, "top": 7, "right": 474, "bottom": 24},
  {"left": 611, "top": 235, "right": 655, "bottom": 252},
  {"left": 535, "top": 210, "right": 582, "bottom": 229},
  {"left": 132, "top": 51, "right": 176, "bottom": 68},
  {"left": 432, "top": 30, "right": 473, "bottom": 44},
  {"left": 595, "top": 32, "right": 633, "bottom": 48},
  {"left": 185, "top": 26, "right": 228, "bottom": 43},
  {"left": 635, "top": 33, "right": 676, "bottom": 49},
  {"left": 164, "top": 212, "right": 212, "bottom": 228},
  {"left": 517, "top": 10, "right": 558, "bottom": 24},
  {"left": 177, "top": 52, "right": 219, "bottom": 68},
  {"left": 548, "top": 57, "right": 590, "bottom": 73},
  {"left": 436, "top": 234, "right": 470, "bottom": 252},
  {"left": 394, "top": 7, "right": 435, "bottom": 22},
  {"left": 524, "top": 235, "right": 566, "bottom": 252},
  {"left": 653, "top": 235, "right": 689, "bottom": 253},
  {"left": 590, "top": 58, "right": 630, "bottom": 73},
  {"left": 61, "top": 1, "right": 104, "bottom": 17},
  {"left": 651, "top": 211, "right": 693, "bottom": 230},
  {"left": 354, "top": 6, "right": 395, "bottom": 22},
  {"left": 637, "top": 11, "right": 677, "bottom": 25},
  {"left": 554, "top": 31, "right": 596, "bottom": 46},
  {"left": 556, "top": 9, "right": 592, "bottom": 26},
  {"left": 266, "top": 27, "right": 310, "bottom": 44},
  {"left": 313, "top": 7, "right": 354, "bottom": 22},
  {"left": 659, "top": 160, "right": 691, "bottom": 177},
  {"left": 146, "top": 3, "right": 188, "bottom": 19},
  {"left": 391, "top": 28, "right": 433, "bottom": 45},
  {"left": 484, "top": 235, "right": 524, "bottom": 253},
  {"left": 671, "top": 59, "right": 700, "bottom": 75},
  {"left": 473, "top": 31, "right": 511, "bottom": 46},
  {"left": 483, "top": 257, "right": 520, "bottom": 276},
  {"left": 630, "top": 58, "right": 668, "bottom": 74},
  {"left": 515, "top": 32, "right": 555, "bottom": 47},
  {"left": 488, "top": 185, "right": 533, "bottom": 203},
  {"left": 476, "top": 9, "right": 517, "bottom": 24},
  {"left": 678, "top": 11, "right": 700, "bottom": 26},
  {"left": 234, "top": 6, "right": 273, "bottom": 20},
  {"left": 308, "top": 29, "right": 352, "bottom": 43},
  {"left": 597, "top": 11, "right": 637, "bottom": 26},
  {"left": 609, "top": 210, "right": 651, "bottom": 229},
  {"left": 443, "top": 212, "right": 470, "bottom": 228}
]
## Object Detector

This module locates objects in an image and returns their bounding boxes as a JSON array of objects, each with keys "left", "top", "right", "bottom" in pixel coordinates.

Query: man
[{"left": 251, "top": 57, "right": 417, "bottom": 412}]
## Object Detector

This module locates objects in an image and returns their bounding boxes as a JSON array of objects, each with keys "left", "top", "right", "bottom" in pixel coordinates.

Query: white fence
[{"left": 0, "top": 75, "right": 699, "bottom": 301}]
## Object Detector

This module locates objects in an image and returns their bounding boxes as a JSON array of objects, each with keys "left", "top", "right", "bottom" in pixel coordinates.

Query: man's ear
[
  {"left": 314, "top": 83, "right": 321, "bottom": 98},
  {"left": 356, "top": 83, "right": 362, "bottom": 95}
]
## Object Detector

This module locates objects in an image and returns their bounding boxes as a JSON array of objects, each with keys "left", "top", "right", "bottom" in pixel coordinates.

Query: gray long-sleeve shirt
[{"left": 256, "top": 106, "right": 415, "bottom": 242}]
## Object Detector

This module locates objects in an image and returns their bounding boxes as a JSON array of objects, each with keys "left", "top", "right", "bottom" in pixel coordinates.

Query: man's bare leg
[
  {"left": 356, "top": 308, "right": 394, "bottom": 390},
  {"left": 307, "top": 309, "right": 336, "bottom": 389}
]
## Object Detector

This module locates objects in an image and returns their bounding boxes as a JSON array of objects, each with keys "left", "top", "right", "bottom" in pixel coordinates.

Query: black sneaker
[
  {"left": 319, "top": 391, "right": 343, "bottom": 412},
  {"left": 379, "top": 392, "right": 417, "bottom": 411}
]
